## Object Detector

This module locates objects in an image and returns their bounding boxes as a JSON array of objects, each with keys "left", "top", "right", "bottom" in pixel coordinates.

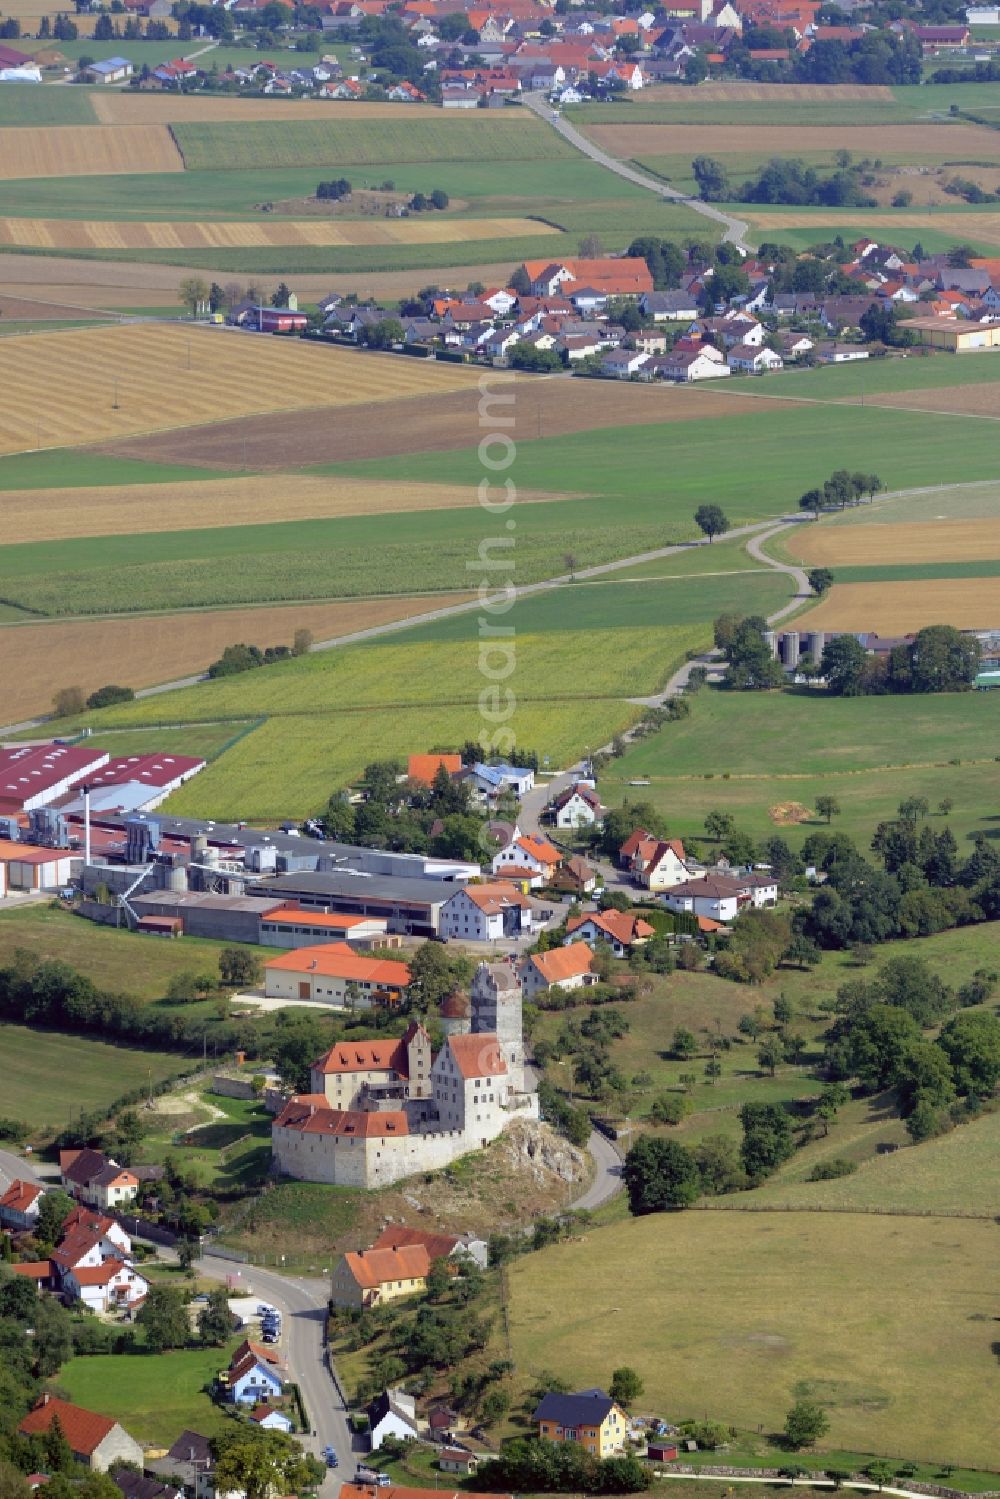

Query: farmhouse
[
  {"left": 407, "top": 753, "right": 462, "bottom": 784},
  {"left": 533, "top": 1389, "right": 627, "bottom": 1457},
  {"left": 263, "top": 943, "right": 412, "bottom": 1009},
  {"left": 727, "top": 343, "right": 783, "bottom": 374},
  {"left": 549, "top": 854, "right": 598, "bottom": 897},
  {"left": 564, "top": 909, "right": 655, "bottom": 956},
  {"left": 0, "top": 1178, "right": 43, "bottom": 1231},
  {"left": 664, "top": 872, "right": 779, "bottom": 923},
  {"left": 18, "top": 1397, "right": 143, "bottom": 1473},
  {"left": 518, "top": 943, "right": 597, "bottom": 999}
]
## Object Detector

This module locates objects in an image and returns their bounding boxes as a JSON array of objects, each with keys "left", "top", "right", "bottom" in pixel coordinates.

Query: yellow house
[
  {"left": 533, "top": 1389, "right": 628, "bottom": 1458},
  {"left": 330, "top": 1244, "right": 432, "bottom": 1309},
  {"left": 906, "top": 317, "right": 1000, "bottom": 352}
]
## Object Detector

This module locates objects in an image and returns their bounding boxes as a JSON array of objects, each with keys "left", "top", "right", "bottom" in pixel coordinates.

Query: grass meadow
[
  {"left": 506, "top": 1211, "right": 999, "bottom": 1467},
  {"left": 0, "top": 86, "right": 97, "bottom": 127},
  {"left": 57, "top": 1342, "right": 237, "bottom": 1447},
  {"left": 0, "top": 448, "right": 227, "bottom": 492},
  {"left": 0, "top": 1022, "right": 188, "bottom": 1132}
]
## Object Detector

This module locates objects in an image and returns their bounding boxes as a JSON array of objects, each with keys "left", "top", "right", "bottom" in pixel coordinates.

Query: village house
[
  {"left": 367, "top": 1388, "right": 420, "bottom": 1449},
  {"left": 551, "top": 782, "right": 604, "bottom": 828},
  {"left": 0, "top": 1178, "right": 43, "bottom": 1232},
  {"left": 533, "top": 1389, "right": 628, "bottom": 1458},
  {"left": 248, "top": 1407, "right": 293, "bottom": 1434},
  {"left": 518, "top": 943, "right": 597, "bottom": 1000},
  {"left": 664, "top": 872, "right": 779, "bottom": 923},
  {"left": 659, "top": 348, "right": 731, "bottom": 382},
  {"left": 493, "top": 831, "right": 562, "bottom": 883},
  {"left": 439, "top": 1450, "right": 479, "bottom": 1477},
  {"left": 224, "top": 1339, "right": 285, "bottom": 1406},
  {"left": 549, "top": 854, "right": 598, "bottom": 898},
  {"left": 438, "top": 881, "right": 539, "bottom": 941},
  {"left": 331, "top": 1243, "right": 432, "bottom": 1308},
  {"left": 625, "top": 833, "right": 690, "bottom": 890},
  {"left": 18, "top": 1397, "right": 143, "bottom": 1473},
  {"left": 727, "top": 343, "right": 784, "bottom": 374},
  {"left": 564, "top": 909, "right": 655, "bottom": 957},
  {"left": 60, "top": 1149, "right": 138, "bottom": 1211}
]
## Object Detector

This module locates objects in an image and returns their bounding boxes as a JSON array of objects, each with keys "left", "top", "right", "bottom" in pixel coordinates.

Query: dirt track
[{"left": 97, "top": 382, "right": 794, "bottom": 470}]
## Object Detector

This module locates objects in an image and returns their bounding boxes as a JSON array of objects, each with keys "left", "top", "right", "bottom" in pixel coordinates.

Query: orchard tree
[
  {"left": 784, "top": 1399, "right": 830, "bottom": 1449},
  {"left": 178, "top": 276, "right": 209, "bottom": 318},
  {"left": 815, "top": 795, "right": 841, "bottom": 824},
  {"left": 623, "top": 1136, "right": 700, "bottom": 1214},
  {"left": 609, "top": 1366, "right": 644, "bottom": 1407}
]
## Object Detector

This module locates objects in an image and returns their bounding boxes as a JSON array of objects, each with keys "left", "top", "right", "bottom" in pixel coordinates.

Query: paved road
[
  {"left": 196, "top": 1255, "right": 354, "bottom": 1493},
  {"left": 572, "top": 1130, "right": 623, "bottom": 1211},
  {"left": 746, "top": 522, "right": 811, "bottom": 623},
  {"left": 521, "top": 91, "right": 750, "bottom": 247}
]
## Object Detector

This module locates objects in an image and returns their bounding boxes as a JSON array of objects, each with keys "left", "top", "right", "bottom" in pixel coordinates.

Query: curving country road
[{"left": 520, "top": 91, "right": 751, "bottom": 247}]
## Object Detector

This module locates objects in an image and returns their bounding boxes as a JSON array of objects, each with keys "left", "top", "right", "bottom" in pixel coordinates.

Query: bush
[
  {"left": 808, "top": 1157, "right": 857, "bottom": 1181},
  {"left": 85, "top": 684, "right": 135, "bottom": 710}
]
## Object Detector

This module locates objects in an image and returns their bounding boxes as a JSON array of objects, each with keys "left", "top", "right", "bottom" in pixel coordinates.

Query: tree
[
  {"left": 579, "top": 233, "right": 605, "bottom": 258},
  {"left": 52, "top": 686, "right": 84, "bottom": 718},
  {"left": 219, "top": 947, "right": 262, "bottom": 988},
  {"left": 480, "top": 1388, "right": 511, "bottom": 1426},
  {"left": 799, "top": 487, "right": 824, "bottom": 519},
  {"left": 898, "top": 795, "right": 929, "bottom": 824},
  {"left": 408, "top": 941, "right": 471, "bottom": 1008},
  {"left": 724, "top": 616, "right": 784, "bottom": 690},
  {"left": 291, "top": 627, "right": 313, "bottom": 657},
  {"left": 820, "top": 634, "right": 867, "bottom": 696},
  {"left": 138, "top": 1285, "right": 189, "bottom": 1351},
  {"left": 740, "top": 1101, "right": 794, "bottom": 1183},
  {"left": 178, "top": 1240, "right": 197, "bottom": 1273},
  {"left": 865, "top": 1462, "right": 895, "bottom": 1490},
  {"left": 815, "top": 791, "right": 839, "bottom": 827},
  {"left": 938, "top": 1010, "right": 1000, "bottom": 1097},
  {"left": 93, "top": 12, "right": 115, "bottom": 37},
  {"left": 704, "top": 809, "right": 736, "bottom": 842},
  {"left": 35, "top": 1188, "right": 74, "bottom": 1247},
  {"left": 213, "top": 1430, "right": 321, "bottom": 1499},
  {"left": 198, "top": 1286, "right": 233, "bottom": 1344},
  {"left": 671, "top": 1026, "right": 698, "bottom": 1059},
  {"left": 807, "top": 567, "right": 834, "bottom": 596},
  {"left": 908, "top": 624, "right": 980, "bottom": 693},
  {"left": 623, "top": 1136, "right": 700, "bottom": 1214},
  {"left": 692, "top": 155, "right": 730, "bottom": 201},
  {"left": 86, "top": 684, "right": 134, "bottom": 710},
  {"left": 784, "top": 1400, "right": 830, "bottom": 1449},
  {"left": 361, "top": 317, "right": 405, "bottom": 350},
  {"left": 430, "top": 189, "right": 449, "bottom": 211},
  {"left": 178, "top": 277, "right": 209, "bottom": 318},
  {"left": 757, "top": 1033, "right": 784, "bottom": 1076},
  {"left": 510, "top": 265, "right": 531, "bottom": 296},
  {"left": 816, "top": 1081, "right": 849, "bottom": 1135},
  {"left": 694, "top": 504, "right": 729, "bottom": 543},
  {"left": 271, "top": 281, "right": 291, "bottom": 307},
  {"left": 610, "top": 1366, "right": 644, "bottom": 1407}
]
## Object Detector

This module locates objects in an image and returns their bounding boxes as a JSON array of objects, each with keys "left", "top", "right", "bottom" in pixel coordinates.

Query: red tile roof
[
  {"left": 343, "top": 1243, "right": 431, "bottom": 1289},
  {"left": 566, "top": 910, "right": 655, "bottom": 946},
  {"left": 527, "top": 944, "right": 595, "bottom": 986},
  {"left": 451, "top": 881, "right": 532, "bottom": 914},
  {"left": 0, "top": 1178, "right": 42, "bottom": 1215},
  {"left": 11, "top": 1260, "right": 53, "bottom": 1280},
  {"left": 446, "top": 1033, "right": 507, "bottom": 1080},
  {"left": 274, "top": 1097, "right": 410, "bottom": 1139},
  {"left": 371, "top": 1225, "right": 461, "bottom": 1260},
  {"left": 312, "top": 1037, "right": 408, "bottom": 1076},
  {"left": 407, "top": 753, "right": 462, "bottom": 785},
  {"left": 19, "top": 1396, "right": 117, "bottom": 1455},
  {"left": 265, "top": 942, "right": 411, "bottom": 988}
]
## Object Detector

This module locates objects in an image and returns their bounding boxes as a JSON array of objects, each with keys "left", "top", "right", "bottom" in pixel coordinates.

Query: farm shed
[{"left": 906, "top": 318, "right": 1000, "bottom": 352}]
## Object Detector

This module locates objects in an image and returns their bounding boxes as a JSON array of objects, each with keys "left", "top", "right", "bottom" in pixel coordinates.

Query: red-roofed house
[
  {"left": 438, "top": 881, "right": 538, "bottom": 941},
  {"left": 310, "top": 1020, "right": 431, "bottom": 1109},
  {"left": 551, "top": 782, "right": 605, "bottom": 829},
  {"left": 407, "top": 753, "right": 462, "bottom": 785},
  {"left": 62, "top": 1258, "right": 150, "bottom": 1315},
  {"left": 629, "top": 837, "right": 690, "bottom": 891},
  {"left": 11, "top": 1261, "right": 55, "bottom": 1288},
  {"left": 331, "top": 1242, "right": 432, "bottom": 1307},
  {"left": 518, "top": 942, "right": 597, "bottom": 999},
  {"left": 60, "top": 1149, "right": 138, "bottom": 1211},
  {"left": 493, "top": 832, "right": 562, "bottom": 881},
  {"left": 565, "top": 909, "right": 655, "bottom": 956},
  {"left": 522, "top": 257, "right": 653, "bottom": 299},
  {"left": 0, "top": 1178, "right": 43, "bottom": 1231},
  {"left": 18, "top": 1396, "right": 143, "bottom": 1472}
]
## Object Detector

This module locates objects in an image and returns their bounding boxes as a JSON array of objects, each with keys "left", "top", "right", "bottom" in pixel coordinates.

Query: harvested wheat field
[
  {"left": 0, "top": 595, "right": 470, "bottom": 723},
  {"left": 0, "top": 251, "right": 339, "bottom": 309},
  {"left": 587, "top": 122, "right": 1000, "bottom": 162},
  {"left": 791, "top": 517, "right": 1000, "bottom": 567},
  {"left": 0, "top": 324, "right": 478, "bottom": 457},
  {"left": 98, "top": 382, "right": 795, "bottom": 471},
  {"left": 0, "top": 125, "right": 183, "bottom": 180},
  {"left": 3, "top": 475, "right": 574, "bottom": 545},
  {"left": 0, "top": 215, "right": 555, "bottom": 252},
  {"left": 92, "top": 95, "right": 453, "bottom": 125},
  {"left": 866, "top": 382, "right": 1000, "bottom": 418},
  {"left": 796, "top": 579, "right": 1000, "bottom": 634},
  {"left": 748, "top": 210, "right": 1000, "bottom": 248}
]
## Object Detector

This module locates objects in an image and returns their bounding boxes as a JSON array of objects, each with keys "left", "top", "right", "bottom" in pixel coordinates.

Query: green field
[
  {"left": 172, "top": 116, "right": 575, "bottom": 171},
  {"left": 762, "top": 350, "right": 1000, "bottom": 402},
  {"left": 57, "top": 1343, "right": 237, "bottom": 1447},
  {"left": 0, "top": 903, "right": 271, "bottom": 1000},
  {"left": 0, "top": 1022, "right": 188, "bottom": 1131},
  {"left": 507, "top": 1211, "right": 998, "bottom": 1467},
  {"left": 601, "top": 683, "right": 1000, "bottom": 853},
  {"left": 0, "top": 85, "right": 97, "bottom": 127},
  {"left": 0, "top": 448, "right": 230, "bottom": 492},
  {"left": 139, "top": 1090, "right": 273, "bottom": 1193}
]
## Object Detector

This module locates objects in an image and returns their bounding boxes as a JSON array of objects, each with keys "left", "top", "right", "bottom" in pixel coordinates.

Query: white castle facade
[{"left": 271, "top": 962, "right": 537, "bottom": 1188}]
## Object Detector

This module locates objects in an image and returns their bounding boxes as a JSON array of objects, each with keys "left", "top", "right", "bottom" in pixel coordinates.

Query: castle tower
[
  {"left": 470, "top": 961, "right": 524, "bottom": 1094},
  {"left": 404, "top": 1019, "right": 432, "bottom": 1100}
]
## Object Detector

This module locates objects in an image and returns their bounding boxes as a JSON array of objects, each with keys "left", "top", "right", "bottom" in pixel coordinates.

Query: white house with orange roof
[
  {"left": 492, "top": 832, "right": 562, "bottom": 883},
  {"left": 632, "top": 837, "right": 691, "bottom": 891},
  {"left": 564, "top": 909, "right": 656, "bottom": 957},
  {"left": 438, "top": 881, "right": 539, "bottom": 942},
  {"left": 518, "top": 943, "right": 597, "bottom": 1000},
  {"left": 0, "top": 1178, "right": 43, "bottom": 1232}
]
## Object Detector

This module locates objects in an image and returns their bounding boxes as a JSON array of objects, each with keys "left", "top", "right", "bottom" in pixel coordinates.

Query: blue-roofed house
[
  {"left": 83, "top": 56, "right": 133, "bottom": 83},
  {"left": 468, "top": 763, "right": 535, "bottom": 798},
  {"left": 532, "top": 1388, "right": 627, "bottom": 1457}
]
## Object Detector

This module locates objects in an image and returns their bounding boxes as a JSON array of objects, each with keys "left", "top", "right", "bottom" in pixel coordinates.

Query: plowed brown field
[
  {"left": 796, "top": 579, "right": 1000, "bottom": 634},
  {"left": 587, "top": 122, "right": 1000, "bottom": 161},
  {"left": 0, "top": 594, "right": 470, "bottom": 723},
  {"left": 790, "top": 517, "right": 1000, "bottom": 566},
  {"left": 0, "top": 125, "right": 183, "bottom": 180},
  {"left": 4, "top": 475, "right": 573, "bottom": 544},
  {"left": 98, "top": 383, "right": 796, "bottom": 470},
  {"left": 0, "top": 215, "right": 555, "bottom": 252},
  {"left": 0, "top": 323, "right": 478, "bottom": 457},
  {"left": 91, "top": 95, "right": 452, "bottom": 124}
]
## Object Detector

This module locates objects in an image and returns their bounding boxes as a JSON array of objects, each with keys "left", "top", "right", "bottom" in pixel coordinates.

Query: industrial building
[
  {"left": 906, "top": 317, "right": 1000, "bottom": 353},
  {"left": 0, "top": 839, "right": 76, "bottom": 896},
  {"left": 0, "top": 743, "right": 109, "bottom": 815},
  {"left": 252, "top": 870, "right": 458, "bottom": 937}
]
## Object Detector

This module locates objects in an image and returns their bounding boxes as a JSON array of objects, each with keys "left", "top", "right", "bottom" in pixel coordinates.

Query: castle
[{"left": 271, "top": 961, "right": 537, "bottom": 1188}]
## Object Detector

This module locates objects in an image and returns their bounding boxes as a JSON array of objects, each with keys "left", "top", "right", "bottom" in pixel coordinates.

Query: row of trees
[
  {"left": 822, "top": 624, "right": 980, "bottom": 696},
  {"left": 799, "top": 469, "right": 884, "bottom": 517},
  {"left": 51, "top": 683, "right": 133, "bottom": 717},
  {"left": 207, "top": 630, "right": 312, "bottom": 679}
]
